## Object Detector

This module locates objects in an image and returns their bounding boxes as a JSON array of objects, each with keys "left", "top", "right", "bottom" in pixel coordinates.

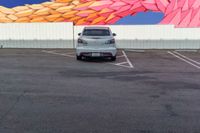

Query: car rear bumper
[{"left": 76, "top": 47, "right": 117, "bottom": 57}]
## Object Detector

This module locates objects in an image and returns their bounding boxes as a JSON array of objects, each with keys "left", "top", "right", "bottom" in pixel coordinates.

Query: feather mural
[{"left": 0, "top": 0, "right": 199, "bottom": 27}]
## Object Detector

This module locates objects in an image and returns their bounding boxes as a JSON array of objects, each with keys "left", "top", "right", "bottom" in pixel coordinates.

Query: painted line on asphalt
[
  {"left": 125, "top": 49, "right": 145, "bottom": 53},
  {"left": 115, "top": 62, "right": 128, "bottom": 65},
  {"left": 122, "top": 50, "right": 134, "bottom": 68},
  {"left": 173, "top": 51, "right": 200, "bottom": 65},
  {"left": 175, "top": 50, "right": 198, "bottom": 52},
  {"left": 117, "top": 55, "right": 125, "bottom": 58},
  {"left": 43, "top": 50, "right": 134, "bottom": 69},
  {"left": 42, "top": 50, "right": 75, "bottom": 58},
  {"left": 65, "top": 52, "right": 76, "bottom": 55},
  {"left": 110, "top": 50, "right": 134, "bottom": 69},
  {"left": 168, "top": 51, "right": 200, "bottom": 69}
]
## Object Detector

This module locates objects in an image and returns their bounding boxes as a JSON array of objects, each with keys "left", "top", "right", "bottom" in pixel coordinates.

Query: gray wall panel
[
  {"left": 116, "top": 40, "right": 200, "bottom": 49},
  {"left": 0, "top": 40, "right": 73, "bottom": 48},
  {"left": 1, "top": 23, "right": 200, "bottom": 49}
]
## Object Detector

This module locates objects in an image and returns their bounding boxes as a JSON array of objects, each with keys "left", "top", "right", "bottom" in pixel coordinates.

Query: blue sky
[{"left": 0, "top": 0, "right": 164, "bottom": 24}]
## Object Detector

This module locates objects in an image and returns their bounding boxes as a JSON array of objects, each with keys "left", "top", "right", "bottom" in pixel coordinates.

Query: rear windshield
[{"left": 83, "top": 29, "right": 110, "bottom": 36}]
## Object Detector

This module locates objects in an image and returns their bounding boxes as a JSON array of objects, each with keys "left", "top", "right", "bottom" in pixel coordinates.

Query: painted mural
[{"left": 0, "top": 0, "right": 199, "bottom": 27}]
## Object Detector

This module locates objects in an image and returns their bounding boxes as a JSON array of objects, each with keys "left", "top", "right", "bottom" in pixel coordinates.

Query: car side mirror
[
  {"left": 112, "top": 33, "right": 116, "bottom": 36},
  {"left": 78, "top": 33, "right": 81, "bottom": 36}
]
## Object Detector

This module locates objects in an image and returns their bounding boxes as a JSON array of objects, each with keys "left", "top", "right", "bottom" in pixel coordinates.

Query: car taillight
[
  {"left": 78, "top": 38, "right": 83, "bottom": 43},
  {"left": 105, "top": 39, "right": 115, "bottom": 44},
  {"left": 78, "top": 39, "right": 87, "bottom": 44}
]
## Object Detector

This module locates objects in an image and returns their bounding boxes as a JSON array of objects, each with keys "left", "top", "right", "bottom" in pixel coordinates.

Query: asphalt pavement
[{"left": 0, "top": 49, "right": 200, "bottom": 133}]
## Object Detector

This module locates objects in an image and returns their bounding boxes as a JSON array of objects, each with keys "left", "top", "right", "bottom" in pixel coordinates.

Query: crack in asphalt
[{"left": 0, "top": 90, "right": 26, "bottom": 126}]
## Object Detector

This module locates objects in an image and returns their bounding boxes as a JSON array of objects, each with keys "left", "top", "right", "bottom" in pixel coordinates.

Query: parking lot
[{"left": 0, "top": 49, "right": 200, "bottom": 133}]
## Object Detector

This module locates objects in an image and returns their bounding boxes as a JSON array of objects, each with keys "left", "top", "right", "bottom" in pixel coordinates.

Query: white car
[{"left": 76, "top": 27, "right": 117, "bottom": 61}]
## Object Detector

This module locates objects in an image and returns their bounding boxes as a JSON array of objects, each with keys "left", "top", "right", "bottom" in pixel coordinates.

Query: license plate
[{"left": 92, "top": 53, "right": 100, "bottom": 57}]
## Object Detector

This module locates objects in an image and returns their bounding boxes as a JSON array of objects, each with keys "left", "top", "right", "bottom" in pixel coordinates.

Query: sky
[{"left": 0, "top": 0, "right": 164, "bottom": 25}]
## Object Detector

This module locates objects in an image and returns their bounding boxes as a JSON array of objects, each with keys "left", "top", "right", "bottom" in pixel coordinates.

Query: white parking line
[
  {"left": 173, "top": 51, "right": 200, "bottom": 65},
  {"left": 116, "top": 62, "right": 128, "bottom": 65},
  {"left": 110, "top": 50, "right": 134, "bottom": 69},
  {"left": 125, "top": 49, "right": 145, "bottom": 53},
  {"left": 168, "top": 51, "right": 200, "bottom": 69},
  {"left": 175, "top": 50, "right": 198, "bottom": 52},
  {"left": 42, "top": 50, "right": 75, "bottom": 58},
  {"left": 42, "top": 50, "right": 134, "bottom": 69},
  {"left": 117, "top": 55, "right": 125, "bottom": 58},
  {"left": 122, "top": 50, "right": 134, "bottom": 68}
]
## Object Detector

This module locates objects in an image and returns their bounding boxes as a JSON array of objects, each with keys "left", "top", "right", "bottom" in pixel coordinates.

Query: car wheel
[
  {"left": 76, "top": 55, "right": 82, "bottom": 60},
  {"left": 111, "top": 56, "right": 116, "bottom": 61}
]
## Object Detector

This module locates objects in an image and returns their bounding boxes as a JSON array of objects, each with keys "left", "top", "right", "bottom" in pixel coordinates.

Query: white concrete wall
[
  {"left": 75, "top": 25, "right": 200, "bottom": 40},
  {"left": 0, "top": 23, "right": 200, "bottom": 49},
  {"left": 74, "top": 25, "right": 200, "bottom": 49},
  {"left": 0, "top": 22, "right": 74, "bottom": 48}
]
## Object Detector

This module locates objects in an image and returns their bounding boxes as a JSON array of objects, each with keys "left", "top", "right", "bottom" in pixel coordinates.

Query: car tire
[
  {"left": 111, "top": 56, "right": 116, "bottom": 61},
  {"left": 76, "top": 55, "right": 82, "bottom": 60}
]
